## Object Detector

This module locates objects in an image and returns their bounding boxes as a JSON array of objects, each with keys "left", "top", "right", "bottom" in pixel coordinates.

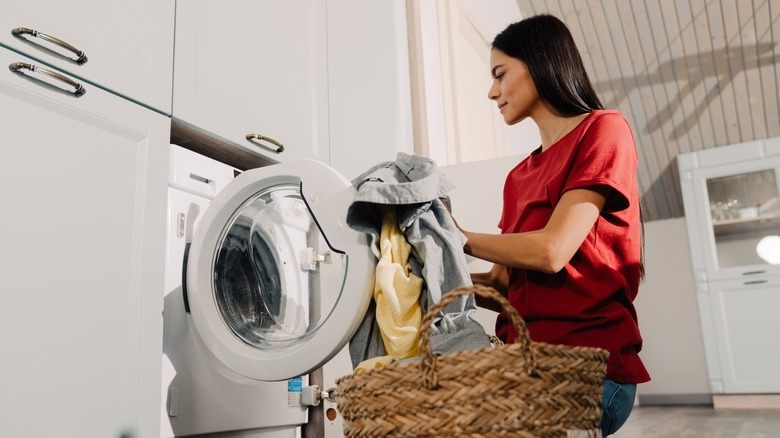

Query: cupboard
[
  {"left": 172, "top": 0, "right": 413, "bottom": 178},
  {"left": 0, "top": 0, "right": 173, "bottom": 435},
  {"left": 678, "top": 138, "right": 780, "bottom": 394},
  {"left": 0, "top": 0, "right": 175, "bottom": 113},
  {"left": 172, "top": 0, "right": 331, "bottom": 164},
  {"left": 0, "top": 45, "right": 168, "bottom": 437},
  {"left": 0, "top": 1, "right": 413, "bottom": 436}
]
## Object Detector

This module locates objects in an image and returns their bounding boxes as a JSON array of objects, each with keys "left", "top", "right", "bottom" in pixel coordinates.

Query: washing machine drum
[
  {"left": 214, "top": 214, "right": 284, "bottom": 345},
  {"left": 184, "top": 160, "right": 374, "bottom": 382}
]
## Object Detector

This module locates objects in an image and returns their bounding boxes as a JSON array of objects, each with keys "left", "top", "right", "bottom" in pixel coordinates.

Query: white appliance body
[{"left": 162, "top": 145, "right": 374, "bottom": 437}]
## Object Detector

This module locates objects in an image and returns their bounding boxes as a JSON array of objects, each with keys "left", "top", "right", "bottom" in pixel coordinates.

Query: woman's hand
[{"left": 471, "top": 264, "right": 508, "bottom": 312}]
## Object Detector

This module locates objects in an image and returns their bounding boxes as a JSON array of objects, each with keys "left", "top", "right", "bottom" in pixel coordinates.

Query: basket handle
[{"left": 418, "top": 284, "right": 536, "bottom": 390}]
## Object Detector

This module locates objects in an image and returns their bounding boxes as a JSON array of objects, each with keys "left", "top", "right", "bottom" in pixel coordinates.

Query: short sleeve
[{"left": 563, "top": 113, "right": 638, "bottom": 213}]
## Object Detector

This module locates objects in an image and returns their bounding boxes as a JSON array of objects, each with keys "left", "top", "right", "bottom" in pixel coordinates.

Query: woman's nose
[{"left": 487, "top": 81, "right": 499, "bottom": 100}]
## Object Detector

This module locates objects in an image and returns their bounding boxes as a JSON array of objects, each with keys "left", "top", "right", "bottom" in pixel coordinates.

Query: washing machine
[{"left": 162, "top": 144, "right": 373, "bottom": 437}]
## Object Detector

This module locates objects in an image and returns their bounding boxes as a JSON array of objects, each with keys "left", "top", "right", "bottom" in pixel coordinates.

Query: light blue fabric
[{"left": 346, "top": 152, "right": 490, "bottom": 367}]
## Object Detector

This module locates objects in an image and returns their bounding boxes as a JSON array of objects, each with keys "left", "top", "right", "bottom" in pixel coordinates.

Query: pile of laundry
[{"left": 346, "top": 152, "right": 490, "bottom": 371}]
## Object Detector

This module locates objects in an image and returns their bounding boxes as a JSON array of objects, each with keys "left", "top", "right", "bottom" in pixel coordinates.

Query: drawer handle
[
  {"left": 246, "top": 133, "right": 285, "bottom": 154},
  {"left": 9, "top": 62, "right": 86, "bottom": 97},
  {"left": 12, "top": 27, "right": 88, "bottom": 65},
  {"left": 742, "top": 270, "right": 766, "bottom": 276},
  {"left": 744, "top": 280, "right": 768, "bottom": 285}
]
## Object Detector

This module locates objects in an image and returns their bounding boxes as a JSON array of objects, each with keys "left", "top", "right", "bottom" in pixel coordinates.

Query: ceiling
[{"left": 515, "top": 0, "right": 780, "bottom": 222}]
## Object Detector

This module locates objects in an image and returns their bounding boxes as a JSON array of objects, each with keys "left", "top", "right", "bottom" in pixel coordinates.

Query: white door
[
  {"left": 707, "top": 276, "right": 780, "bottom": 393},
  {"left": 173, "top": 0, "right": 330, "bottom": 164},
  {"left": 0, "top": 0, "right": 175, "bottom": 113},
  {"left": 185, "top": 160, "right": 374, "bottom": 381},
  {"left": 0, "top": 46, "right": 168, "bottom": 438}
]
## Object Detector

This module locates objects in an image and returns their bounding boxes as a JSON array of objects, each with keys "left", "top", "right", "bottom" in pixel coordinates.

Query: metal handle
[
  {"left": 246, "top": 133, "right": 285, "bottom": 154},
  {"left": 12, "top": 27, "right": 88, "bottom": 65},
  {"left": 742, "top": 270, "right": 766, "bottom": 276},
  {"left": 744, "top": 280, "right": 768, "bottom": 285},
  {"left": 9, "top": 62, "right": 86, "bottom": 97}
]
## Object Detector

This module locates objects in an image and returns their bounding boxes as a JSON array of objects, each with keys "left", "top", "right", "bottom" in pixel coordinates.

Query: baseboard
[
  {"left": 637, "top": 394, "right": 713, "bottom": 406},
  {"left": 713, "top": 394, "right": 780, "bottom": 410}
]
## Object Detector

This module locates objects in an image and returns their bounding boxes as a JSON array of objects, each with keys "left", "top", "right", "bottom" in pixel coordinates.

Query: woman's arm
[{"left": 463, "top": 186, "right": 610, "bottom": 273}]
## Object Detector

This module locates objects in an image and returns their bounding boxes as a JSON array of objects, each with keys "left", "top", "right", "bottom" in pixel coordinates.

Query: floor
[{"left": 614, "top": 406, "right": 780, "bottom": 437}]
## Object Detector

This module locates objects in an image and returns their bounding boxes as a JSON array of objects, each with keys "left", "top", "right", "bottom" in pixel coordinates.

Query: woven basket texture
[{"left": 336, "top": 285, "right": 609, "bottom": 437}]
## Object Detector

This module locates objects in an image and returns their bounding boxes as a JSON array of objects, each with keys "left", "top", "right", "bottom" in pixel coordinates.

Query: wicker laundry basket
[{"left": 335, "top": 285, "right": 609, "bottom": 438}]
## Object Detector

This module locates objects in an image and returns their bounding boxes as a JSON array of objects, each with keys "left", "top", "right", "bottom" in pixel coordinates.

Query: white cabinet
[
  {"left": 172, "top": 0, "right": 414, "bottom": 176},
  {"left": 703, "top": 277, "right": 780, "bottom": 393},
  {"left": 173, "top": 0, "right": 330, "bottom": 164},
  {"left": 0, "top": 0, "right": 175, "bottom": 113},
  {"left": 0, "top": 46, "right": 168, "bottom": 437},
  {"left": 679, "top": 137, "right": 780, "bottom": 394},
  {"left": 325, "top": 0, "right": 413, "bottom": 179}
]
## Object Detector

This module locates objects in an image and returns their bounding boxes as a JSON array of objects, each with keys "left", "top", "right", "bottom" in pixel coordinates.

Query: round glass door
[
  {"left": 213, "top": 184, "right": 314, "bottom": 349},
  {"left": 185, "top": 160, "right": 373, "bottom": 381}
]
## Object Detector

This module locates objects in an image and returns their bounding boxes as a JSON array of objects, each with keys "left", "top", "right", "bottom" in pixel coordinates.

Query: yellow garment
[
  {"left": 354, "top": 355, "right": 394, "bottom": 373},
  {"left": 373, "top": 205, "right": 424, "bottom": 360}
]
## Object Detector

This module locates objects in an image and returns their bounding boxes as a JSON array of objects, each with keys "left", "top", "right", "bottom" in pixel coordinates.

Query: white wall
[
  {"left": 441, "top": 155, "right": 525, "bottom": 333},
  {"left": 459, "top": 0, "right": 540, "bottom": 158},
  {"left": 634, "top": 217, "right": 711, "bottom": 403},
  {"left": 418, "top": 0, "right": 540, "bottom": 166}
]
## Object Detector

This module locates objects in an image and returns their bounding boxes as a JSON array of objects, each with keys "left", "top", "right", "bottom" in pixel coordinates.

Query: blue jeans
[{"left": 601, "top": 379, "right": 636, "bottom": 436}]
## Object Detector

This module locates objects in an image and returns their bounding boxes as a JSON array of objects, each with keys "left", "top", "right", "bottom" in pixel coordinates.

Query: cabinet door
[
  {"left": 326, "top": 0, "right": 414, "bottom": 179},
  {"left": 173, "top": 0, "right": 329, "bottom": 164},
  {"left": 0, "top": 0, "right": 175, "bottom": 113},
  {"left": 0, "top": 47, "right": 167, "bottom": 438},
  {"left": 707, "top": 276, "right": 780, "bottom": 393}
]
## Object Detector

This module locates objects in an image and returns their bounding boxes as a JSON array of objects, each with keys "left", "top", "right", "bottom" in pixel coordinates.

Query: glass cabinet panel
[{"left": 706, "top": 169, "right": 780, "bottom": 269}]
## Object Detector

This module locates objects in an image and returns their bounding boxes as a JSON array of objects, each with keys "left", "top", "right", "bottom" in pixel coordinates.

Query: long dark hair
[
  {"left": 494, "top": 14, "right": 646, "bottom": 279},
  {"left": 492, "top": 14, "right": 602, "bottom": 117}
]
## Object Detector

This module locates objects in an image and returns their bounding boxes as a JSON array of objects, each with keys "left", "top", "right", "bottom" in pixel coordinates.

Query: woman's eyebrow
[{"left": 491, "top": 65, "right": 502, "bottom": 77}]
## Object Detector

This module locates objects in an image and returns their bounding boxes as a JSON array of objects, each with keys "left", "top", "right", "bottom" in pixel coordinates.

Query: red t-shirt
[{"left": 496, "top": 110, "right": 650, "bottom": 384}]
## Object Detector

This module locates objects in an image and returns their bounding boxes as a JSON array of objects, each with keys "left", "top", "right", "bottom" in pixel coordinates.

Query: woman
[{"left": 458, "top": 14, "right": 650, "bottom": 436}]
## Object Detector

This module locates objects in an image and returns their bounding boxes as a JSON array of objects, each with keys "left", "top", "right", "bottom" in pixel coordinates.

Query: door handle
[
  {"left": 246, "top": 133, "right": 285, "bottom": 154},
  {"left": 9, "top": 62, "right": 86, "bottom": 97},
  {"left": 12, "top": 27, "right": 88, "bottom": 65}
]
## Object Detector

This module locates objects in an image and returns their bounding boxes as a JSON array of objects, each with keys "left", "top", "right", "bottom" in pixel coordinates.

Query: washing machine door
[{"left": 185, "top": 159, "right": 374, "bottom": 381}]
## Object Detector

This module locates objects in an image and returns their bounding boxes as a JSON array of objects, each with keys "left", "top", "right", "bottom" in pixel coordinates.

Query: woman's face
[{"left": 488, "top": 49, "right": 541, "bottom": 125}]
